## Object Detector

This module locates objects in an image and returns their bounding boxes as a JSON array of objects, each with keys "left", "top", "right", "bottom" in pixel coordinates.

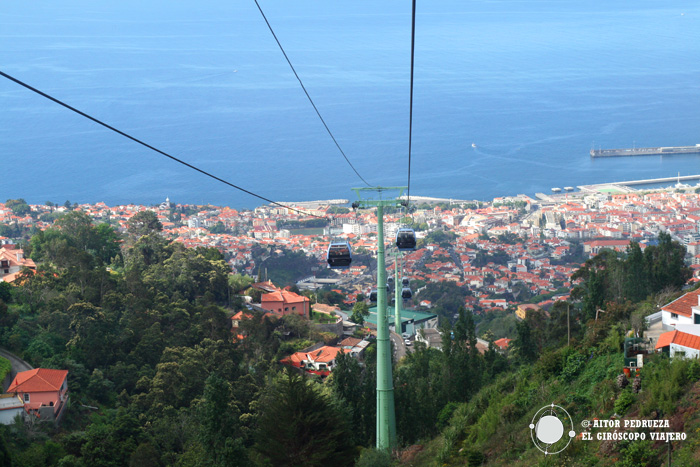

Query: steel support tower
[
  {"left": 352, "top": 186, "right": 406, "bottom": 451},
  {"left": 394, "top": 249, "right": 402, "bottom": 336}
]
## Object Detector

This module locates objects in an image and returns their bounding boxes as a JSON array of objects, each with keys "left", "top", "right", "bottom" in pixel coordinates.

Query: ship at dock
[{"left": 590, "top": 144, "right": 700, "bottom": 158}]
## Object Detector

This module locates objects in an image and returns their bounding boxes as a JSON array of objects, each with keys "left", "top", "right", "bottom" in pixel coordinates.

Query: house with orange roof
[
  {"left": 0, "top": 247, "right": 36, "bottom": 282},
  {"left": 494, "top": 338, "right": 511, "bottom": 350},
  {"left": 261, "top": 289, "right": 310, "bottom": 319},
  {"left": 7, "top": 368, "right": 68, "bottom": 421},
  {"left": 655, "top": 329, "right": 700, "bottom": 359},
  {"left": 280, "top": 346, "right": 347, "bottom": 376},
  {"left": 660, "top": 288, "right": 700, "bottom": 330}
]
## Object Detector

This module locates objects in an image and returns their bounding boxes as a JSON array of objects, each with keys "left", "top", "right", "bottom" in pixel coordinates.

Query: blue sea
[{"left": 2, "top": 0, "right": 699, "bottom": 208}]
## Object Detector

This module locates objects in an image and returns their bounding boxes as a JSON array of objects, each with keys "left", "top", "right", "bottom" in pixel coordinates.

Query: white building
[
  {"left": 660, "top": 288, "right": 700, "bottom": 330},
  {"left": 416, "top": 328, "right": 443, "bottom": 349},
  {"left": 655, "top": 330, "right": 700, "bottom": 359},
  {"left": 0, "top": 394, "right": 24, "bottom": 424}
]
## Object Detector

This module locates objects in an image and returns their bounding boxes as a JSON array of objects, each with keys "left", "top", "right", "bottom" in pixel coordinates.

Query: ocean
[{"left": 2, "top": 0, "right": 699, "bottom": 209}]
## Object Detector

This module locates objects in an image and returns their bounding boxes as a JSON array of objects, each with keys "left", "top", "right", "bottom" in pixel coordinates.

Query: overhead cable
[
  {"left": 407, "top": 0, "right": 417, "bottom": 205},
  {"left": 0, "top": 69, "right": 324, "bottom": 218},
  {"left": 253, "top": 0, "right": 371, "bottom": 187}
]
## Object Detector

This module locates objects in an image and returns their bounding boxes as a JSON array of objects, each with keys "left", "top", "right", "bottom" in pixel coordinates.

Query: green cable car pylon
[
  {"left": 351, "top": 186, "right": 406, "bottom": 451},
  {"left": 394, "top": 248, "right": 402, "bottom": 336}
]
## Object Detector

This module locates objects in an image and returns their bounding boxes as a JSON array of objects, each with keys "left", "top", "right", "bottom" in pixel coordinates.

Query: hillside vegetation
[
  {"left": 0, "top": 211, "right": 697, "bottom": 466},
  {"left": 404, "top": 235, "right": 699, "bottom": 466}
]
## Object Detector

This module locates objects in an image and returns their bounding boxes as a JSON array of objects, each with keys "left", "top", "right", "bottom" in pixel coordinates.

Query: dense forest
[{"left": 0, "top": 211, "right": 698, "bottom": 466}]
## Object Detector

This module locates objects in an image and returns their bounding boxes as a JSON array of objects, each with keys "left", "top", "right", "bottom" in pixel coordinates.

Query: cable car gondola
[
  {"left": 401, "top": 287, "right": 412, "bottom": 300},
  {"left": 369, "top": 289, "right": 378, "bottom": 302},
  {"left": 327, "top": 241, "right": 352, "bottom": 269},
  {"left": 402, "top": 277, "right": 410, "bottom": 288},
  {"left": 396, "top": 228, "right": 417, "bottom": 251}
]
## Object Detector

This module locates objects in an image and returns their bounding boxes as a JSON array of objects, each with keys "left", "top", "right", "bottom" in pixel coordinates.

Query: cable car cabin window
[
  {"left": 396, "top": 228, "right": 417, "bottom": 251},
  {"left": 327, "top": 242, "right": 352, "bottom": 268}
]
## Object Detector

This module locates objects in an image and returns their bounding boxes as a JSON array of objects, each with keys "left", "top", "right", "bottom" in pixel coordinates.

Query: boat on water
[
  {"left": 551, "top": 187, "right": 562, "bottom": 193},
  {"left": 564, "top": 187, "right": 574, "bottom": 191},
  {"left": 471, "top": 143, "right": 477, "bottom": 148}
]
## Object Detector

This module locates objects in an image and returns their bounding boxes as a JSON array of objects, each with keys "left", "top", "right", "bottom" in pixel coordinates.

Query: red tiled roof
[
  {"left": 662, "top": 288, "right": 700, "bottom": 318},
  {"left": 655, "top": 330, "right": 700, "bottom": 351},
  {"left": 261, "top": 290, "right": 309, "bottom": 305},
  {"left": 494, "top": 338, "right": 511, "bottom": 349},
  {"left": 281, "top": 346, "right": 343, "bottom": 366},
  {"left": 8, "top": 368, "right": 68, "bottom": 393},
  {"left": 307, "top": 346, "right": 342, "bottom": 363},
  {"left": 339, "top": 337, "right": 361, "bottom": 347}
]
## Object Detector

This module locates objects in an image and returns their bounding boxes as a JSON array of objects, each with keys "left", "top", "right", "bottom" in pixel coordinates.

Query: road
[
  {"left": 390, "top": 331, "right": 407, "bottom": 362},
  {"left": 0, "top": 348, "right": 33, "bottom": 391}
]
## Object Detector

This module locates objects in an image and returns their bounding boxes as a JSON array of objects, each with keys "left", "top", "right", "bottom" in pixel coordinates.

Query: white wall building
[{"left": 660, "top": 288, "right": 700, "bottom": 330}]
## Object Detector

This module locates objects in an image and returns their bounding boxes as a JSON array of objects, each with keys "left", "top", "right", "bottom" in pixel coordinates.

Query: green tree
[
  {"left": 80, "top": 409, "right": 142, "bottom": 467},
  {"left": 5, "top": 198, "right": 31, "bottom": 216},
  {"left": 67, "top": 302, "right": 114, "bottom": 369},
  {"left": 350, "top": 301, "right": 369, "bottom": 326},
  {"left": 0, "top": 428, "right": 12, "bottom": 467},
  {"left": 512, "top": 317, "right": 538, "bottom": 363},
  {"left": 0, "top": 283, "right": 11, "bottom": 304},
  {"left": 316, "top": 289, "right": 345, "bottom": 307},
  {"left": 229, "top": 274, "right": 254, "bottom": 294},
  {"left": 127, "top": 211, "right": 163, "bottom": 238},
  {"left": 199, "top": 373, "right": 249, "bottom": 466},
  {"left": 329, "top": 352, "right": 374, "bottom": 445},
  {"left": 255, "top": 371, "right": 354, "bottom": 467},
  {"left": 208, "top": 221, "right": 226, "bottom": 234}
]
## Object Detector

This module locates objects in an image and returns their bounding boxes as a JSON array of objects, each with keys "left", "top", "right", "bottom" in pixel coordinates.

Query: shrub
[
  {"left": 355, "top": 448, "right": 391, "bottom": 467},
  {"left": 561, "top": 352, "right": 586, "bottom": 382},
  {"left": 0, "top": 357, "right": 10, "bottom": 382},
  {"left": 614, "top": 389, "right": 635, "bottom": 415},
  {"left": 619, "top": 439, "right": 660, "bottom": 467},
  {"left": 437, "top": 402, "right": 459, "bottom": 429}
]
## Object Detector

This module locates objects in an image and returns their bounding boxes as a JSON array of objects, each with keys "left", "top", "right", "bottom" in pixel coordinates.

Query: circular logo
[{"left": 529, "top": 403, "right": 576, "bottom": 455}]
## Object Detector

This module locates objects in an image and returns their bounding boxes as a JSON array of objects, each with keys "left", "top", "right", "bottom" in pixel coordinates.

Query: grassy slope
[{"left": 407, "top": 346, "right": 700, "bottom": 467}]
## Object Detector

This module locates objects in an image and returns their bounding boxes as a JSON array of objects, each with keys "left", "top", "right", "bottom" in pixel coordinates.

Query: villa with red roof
[
  {"left": 660, "top": 288, "right": 700, "bottom": 330},
  {"left": 494, "top": 338, "right": 511, "bottom": 350},
  {"left": 0, "top": 247, "right": 36, "bottom": 282},
  {"left": 261, "top": 289, "right": 310, "bottom": 319},
  {"left": 655, "top": 329, "right": 700, "bottom": 359},
  {"left": 280, "top": 346, "right": 348, "bottom": 376},
  {"left": 7, "top": 368, "right": 68, "bottom": 421}
]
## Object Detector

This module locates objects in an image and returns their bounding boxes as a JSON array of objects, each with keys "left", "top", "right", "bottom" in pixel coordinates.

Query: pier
[
  {"left": 273, "top": 199, "right": 349, "bottom": 208},
  {"left": 398, "top": 195, "right": 477, "bottom": 205},
  {"left": 590, "top": 144, "right": 700, "bottom": 158},
  {"left": 578, "top": 174, "right": 700, "bottom": 194}
]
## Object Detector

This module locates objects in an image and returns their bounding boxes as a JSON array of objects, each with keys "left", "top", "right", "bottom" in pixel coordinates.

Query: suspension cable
[
  {"left": 407, "top": 0, "right": 417, "bottom": 206},
  {"left": 0, "top": 70, "right": 325, "bottom": 218},
  {"left": 253, "top": 0, "right": 371, "bottom": 187}
]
